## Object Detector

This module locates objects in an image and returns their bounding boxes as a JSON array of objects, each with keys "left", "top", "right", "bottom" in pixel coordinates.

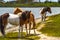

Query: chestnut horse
[
  {"left": 40, "top": 7, "right": 52, "bottom": 21},
  {"left": 14, "top": 8, "right": 36, "bottom": 35},
  {"left": 0, "top": 13, "right": 9, "bottom": 36}
]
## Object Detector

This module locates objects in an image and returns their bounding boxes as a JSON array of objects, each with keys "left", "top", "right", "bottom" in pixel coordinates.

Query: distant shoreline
[{"left": 0, "top": 2, "right": 60, "bottom": 7}]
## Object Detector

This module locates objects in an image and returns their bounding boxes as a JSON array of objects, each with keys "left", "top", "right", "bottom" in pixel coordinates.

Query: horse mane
[
  {"left": 21, "top": 11, "right": 31, "bottom": 21},
  {"left": 25, "top": 11, "right": 31, "bottom": 19},
  {"left": 14, "top": 8, "right": 23, "bottom": 14},
  {"left": 44, "top": 7, "right": 50, "bottom": 11}
]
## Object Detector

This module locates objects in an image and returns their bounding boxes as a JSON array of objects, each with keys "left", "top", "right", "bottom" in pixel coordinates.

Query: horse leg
[
  {"left": 45, "top": 13, "right": 46, "bottom": 18},
  {"left": 29, "top": 22, "right": 31, "bottom": 35},
  {"left": 18, "top": 24, "right": 23, "bottom": 37},
  {"left": 41, "top": 14, "right": 44, "bottom": 22},
  {"left": 25, "top": 24, "right": 28, "bottom": 35},
  {"left": 21, "top": 26, "right": 23, "bottom": 37},
  {"left": 33, "top": 21, "right": 36, "bottom": 35},
  {"left": 44, "top": 13, "right": 46, "bottom": 21},
  {"left": 18, "top": 26, "right": 20, "bottom": 38}
]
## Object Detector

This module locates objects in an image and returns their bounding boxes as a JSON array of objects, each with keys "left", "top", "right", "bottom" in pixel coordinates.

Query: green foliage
[
  {"left": 39, "top": 14, "right": 60, "bottom": 37},
  {"left": 0, "top": 2, "right": 60, "bottom": 7},
  {"left": 0, "top": 32, "right": 40, "bottom": 40},
  {"left": 36, "top": 22, "right": 41, "bottom": 29}
]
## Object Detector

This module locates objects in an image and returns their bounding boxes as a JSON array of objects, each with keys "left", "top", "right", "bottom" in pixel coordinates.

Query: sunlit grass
[
  {"left": 36, "top": 22, "right": 41, "bottom": 29},
  {"left": 39, "top": 14, "right": 60, "bottom": 37},
  {"left": 0, "top": 32, "right": 40, "bottom": 40}
]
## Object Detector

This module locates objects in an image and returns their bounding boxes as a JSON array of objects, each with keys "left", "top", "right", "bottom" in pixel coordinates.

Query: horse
[
  {"left": 0, "top": 13, "right": 20, "bottom": 37},
  {"left": 0, "top": 13, "right": 9, "bottom": 37},
  {"left": 40, "top": 7, "right": 52, "bottom": 21},
  {"left": 13, "top": 8, "right": 36, "bottom": 35}
]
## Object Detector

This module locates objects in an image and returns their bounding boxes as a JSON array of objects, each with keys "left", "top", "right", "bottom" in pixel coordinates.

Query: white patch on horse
[{"left": 8, "top": 14, "right": 20, "bottom": 25}]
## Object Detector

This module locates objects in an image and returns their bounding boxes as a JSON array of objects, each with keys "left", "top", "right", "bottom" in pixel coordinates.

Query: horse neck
[
  {"left": 17, "top": 12, "right": 22, "bottom": 16},
  {"left": 14, "top": 11, "right": 22, "bottom": 14}
]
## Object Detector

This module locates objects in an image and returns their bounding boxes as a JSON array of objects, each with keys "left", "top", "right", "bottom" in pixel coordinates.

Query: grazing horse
[
  {"left": 0, "top": 13, "right": 9, "bottom": 36},
  {"left": 40, "top": 7, "right": 52, "bottom": 21},
  {"left": 14, "top": 8, "right": 36, "bottom": 35}
]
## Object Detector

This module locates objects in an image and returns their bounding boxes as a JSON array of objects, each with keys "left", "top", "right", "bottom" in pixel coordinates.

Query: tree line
[{"left": 17, "top": 0, "right": 60, "bottom": 3}]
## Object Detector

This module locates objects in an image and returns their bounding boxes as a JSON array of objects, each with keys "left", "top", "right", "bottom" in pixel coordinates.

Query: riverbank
[
  {"left": 0, "top": 2, "right": 60, "bottom": 7},
  {"left": 0, "top": 14, "right": 60, "bottom": 40},
  {"left": 39, "top": 14, "right": 60, "bottom": 37},
  {"left": 0, "top": 18, "right": 41, "bottom": 40}
]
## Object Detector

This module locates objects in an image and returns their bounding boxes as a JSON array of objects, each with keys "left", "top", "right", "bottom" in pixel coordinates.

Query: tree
[
  {"left": 0, "top": 0, "right": 3, "bottom": 2},
  {"left": 39, "top": 0, "right": 40, "bottom": 2},
  {"left": 58, "top": 0, "right": 60, "bottom": 3},
  {"left": 45, "top": 0, "right": 49, "bottom": 3},
  {"left": 17, "top": 0, "right": 33, "bottom": 3},
  {"left": 29, "top": 0, "right": 33, "bottom": 2},
  {"left": 46, "top": 0, "right": 48, "bottom": 2}
]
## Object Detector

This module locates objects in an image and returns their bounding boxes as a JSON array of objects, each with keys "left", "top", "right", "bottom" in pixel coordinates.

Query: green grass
[
  {"left": 39, "top": 14, "right": 60, "bottom": 37},
  {"left": 0, "top": 32, "right": 40, "bottom": 40},
  {"left": 0, "top": 2, "right": 60, "bottom": 7},
  {"left": 36, "top": 22, "right": 41, "bottom": 29}
]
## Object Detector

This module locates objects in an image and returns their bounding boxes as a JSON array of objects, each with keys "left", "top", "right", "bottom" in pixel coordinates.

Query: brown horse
[
  {"left": 14, "top": 8, "right": 36, "bottom": 35},
  {"left": 0, "top": 13, "right": 9, "bottom": 36},
  {"left": 40, "top": 7, "right": 52, "bottom": 21}
]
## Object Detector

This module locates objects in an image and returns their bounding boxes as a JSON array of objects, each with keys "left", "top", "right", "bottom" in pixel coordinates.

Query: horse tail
[
  {"left": 0, "top": 25, "right": 5, "bottom": 36},
  {"left": 0, "top": 16, "right": 5, "bottom": 36}
]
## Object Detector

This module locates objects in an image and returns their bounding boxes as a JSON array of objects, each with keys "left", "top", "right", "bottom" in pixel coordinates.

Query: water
[
  {"left": 0, "top": 7, "right": 60, "bottom": 29},
  {"left": 0, "top": 7, "right": 60, "bottom": 18}
]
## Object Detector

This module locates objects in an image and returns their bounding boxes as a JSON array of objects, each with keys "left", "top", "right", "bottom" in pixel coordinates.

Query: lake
[{"left": 0, "top": 7, "right": 60, "bottom": 18}]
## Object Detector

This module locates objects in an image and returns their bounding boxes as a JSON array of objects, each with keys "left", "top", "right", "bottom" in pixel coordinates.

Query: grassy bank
[
  {"left": 39, "top": 14, "right": 60, "bottom": 37},
  {"left": 0, "top": 2, "right": 60, "bottom": 7},
  {"left": 0, "top": 32, "right": 40, "bottom": 40}
]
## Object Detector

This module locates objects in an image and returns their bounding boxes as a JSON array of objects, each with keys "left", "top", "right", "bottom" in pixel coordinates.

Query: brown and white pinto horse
[
  {"left": 14, "top": 8, "right": 36, "bottom": 35},
  {"left": 40, "top": 7, "right": 52, "bottom": 21},
  {"left": 0, "top": 13, "right": 9, "bottom": 36}
]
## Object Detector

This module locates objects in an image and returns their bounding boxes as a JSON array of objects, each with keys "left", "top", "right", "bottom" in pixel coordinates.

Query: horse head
[
  {"left": 47, "top": 7, "right": 52, "bottom": 13},
  {"left": 14, "top": 7, "right": 22, "bottom": 14}
]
